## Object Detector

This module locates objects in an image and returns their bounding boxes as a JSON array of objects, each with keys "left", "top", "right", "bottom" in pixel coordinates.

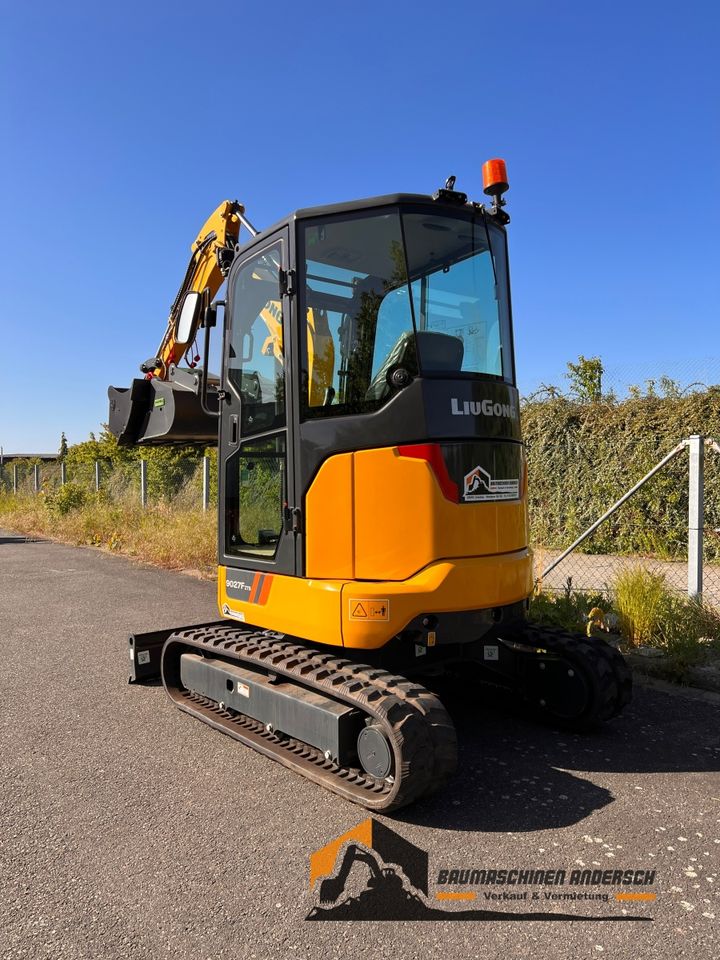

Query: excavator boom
[
  {"left": 150, "top": 199, "right": 245, "bottom": 378},
  {"left": 107, "top": 200, "right": 327, "bottom": 445},
  {"left": 108, "top": 200, "right": 253, "bottom": 445}
]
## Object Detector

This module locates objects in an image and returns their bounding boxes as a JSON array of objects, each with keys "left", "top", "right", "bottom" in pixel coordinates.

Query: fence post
[
  {"left": 202, "top": 456, "right": 210, "bottom": 511},
  {"left": 13, "top": 464, "right": 18, "bottom": 495},
  {"left": 140, "top": 460, "right": 147, "bottom": 508},
  {"left": 33, "top": 464, "right": 40, "bottom": 494},
  {"left": 60, "top": 462, "right": 67, "bottom": 486},
  {"left": 95, "top": 461, "right": 101, "bottom": 492},
  {"left": 688, "top": 435, "right": 704, "bottom": 599}
]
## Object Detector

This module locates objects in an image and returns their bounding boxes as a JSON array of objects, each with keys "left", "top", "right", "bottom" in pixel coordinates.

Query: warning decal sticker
[{"left": 349, "top": 599, "right": 390, "bottom": 621}]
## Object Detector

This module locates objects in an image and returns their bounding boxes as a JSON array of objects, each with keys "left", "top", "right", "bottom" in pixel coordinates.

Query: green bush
[
  {"left": 611, "top": 566, "right": 720, "bottom": 668},
  {"left": 529, "top": 580, "right": 607, "bottom": 634},
  {"left": 44, "top": 482, "right": 87, "bottom": 516},
  {"left": 657, "top": 594, "right": 720, "bottom": 670},
  {"left": 523, "top": 386, "right": 720, "bottom": 559},
  {"left": 62, "top": 426, "right": 208, "bottom": 503},
  {"left": 532, "top": 569, "right": 720, "bottom": 681},
  {"left": 612, "top": 567, "right": 669, "bottom": 646}
]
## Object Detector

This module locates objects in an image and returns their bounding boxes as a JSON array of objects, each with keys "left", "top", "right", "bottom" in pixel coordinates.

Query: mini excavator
[{"left": 109, "top": 161, "right": 631, "bottom": 811}]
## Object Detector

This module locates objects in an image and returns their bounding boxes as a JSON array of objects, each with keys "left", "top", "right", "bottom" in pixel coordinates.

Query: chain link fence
[
  {"left": 530, "top": 436, "right": 720, "bottom": 606},
  {"left": 0, "top": 455, "right": 218, "bottom": 511}
]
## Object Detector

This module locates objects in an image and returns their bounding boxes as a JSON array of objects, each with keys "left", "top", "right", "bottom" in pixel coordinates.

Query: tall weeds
[{"left": 0, "top": 493, "right": 216, "bottom": 574}]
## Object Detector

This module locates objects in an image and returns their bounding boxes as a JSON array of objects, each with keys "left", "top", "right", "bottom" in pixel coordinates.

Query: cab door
[{"left": 219, "top": 227, "right": 297, "bottom": 576}]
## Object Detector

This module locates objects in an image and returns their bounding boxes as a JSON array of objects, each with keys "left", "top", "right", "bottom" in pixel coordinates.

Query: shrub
[
  {"left": 611, "top": 566, "right": 720, "bottom": 669},
  {"left": 529, "top": 579, "right": 607, "bottom": 634},
  {"left": 529, "top": 570, "right": 720, "bottom": 685},
  {"left": 44, "top": 482, "right": 87, "bottom": 516},
  {"left": 658, "top": 595, "right": 720, "bottom": 669}
]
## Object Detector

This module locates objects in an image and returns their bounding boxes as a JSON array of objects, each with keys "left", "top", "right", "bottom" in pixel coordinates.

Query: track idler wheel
[{"left": 357, "top": 723, "right": 394, "bottom": 780}]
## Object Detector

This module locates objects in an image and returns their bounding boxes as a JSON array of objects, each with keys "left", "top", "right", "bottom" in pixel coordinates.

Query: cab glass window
[
  {"left": 402, "top": 213, "right": 513, "bottom": 381},
  {"left": 299, "top": 207, "right": 514, "bottom": 421},
  {"left": 227, "top": 241, "right": 285, "bottom": 435},
  {"left": 226, "top": 435, "right": 286, "bottom": 557},
  {"left": 300, "top": 211, "right": 416, "bottom": 417}
]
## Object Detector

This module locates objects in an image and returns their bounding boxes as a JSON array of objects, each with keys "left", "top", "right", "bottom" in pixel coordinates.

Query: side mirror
[{"left": 175, "top": 291, "right": 201, "bottom": 345}]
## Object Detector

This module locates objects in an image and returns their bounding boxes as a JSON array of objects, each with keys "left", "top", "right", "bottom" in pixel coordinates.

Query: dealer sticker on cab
[{"left": 349, "top": 599, "right": 390, "bottom": 621}]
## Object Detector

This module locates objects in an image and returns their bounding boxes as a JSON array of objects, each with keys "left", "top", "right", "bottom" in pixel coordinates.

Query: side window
[
  {"left": 410, "top": 254, "right": 501, "bottom": 376},
  {"left": 225, "top": 242, "right": 287, "bottom": 559},
  {"left": 227, "top": 242, "right": 285, "bottom": 435},
  {"left": 402, "top": 213, "right": 510, "bottom": 380},
  {"left": 228, "top": 435, "right": 286, "bottom": 556}
]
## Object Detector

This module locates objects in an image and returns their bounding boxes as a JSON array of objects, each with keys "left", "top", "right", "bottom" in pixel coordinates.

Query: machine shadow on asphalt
[{"left": 394, "top": 681, "right": 720, "bottom": 834}]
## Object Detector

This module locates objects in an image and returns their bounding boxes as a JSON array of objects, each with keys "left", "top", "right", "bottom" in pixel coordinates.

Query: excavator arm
[
  {"left": 108, "top": 200, "right": 257, "bottom": 445},
  {"left": 144, "top": 200, "right": 245, "bottom": 379},
  {"left": 108, "top": 199, "right": 333, "bottom": 445}
]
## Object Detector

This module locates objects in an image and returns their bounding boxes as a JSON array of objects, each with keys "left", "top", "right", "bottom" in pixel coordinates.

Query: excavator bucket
[{"left": 108, "top": 377, "right": 219, "bottom": 445}]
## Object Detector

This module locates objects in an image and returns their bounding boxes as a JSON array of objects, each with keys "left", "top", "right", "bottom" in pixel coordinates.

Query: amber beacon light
[{"left": 482, "top": 158, "right": 509, "bottom": 197}]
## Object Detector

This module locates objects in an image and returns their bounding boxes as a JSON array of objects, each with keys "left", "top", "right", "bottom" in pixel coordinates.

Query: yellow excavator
[{"left": 109, "top": 161, "right": 631, "bottom": 811}]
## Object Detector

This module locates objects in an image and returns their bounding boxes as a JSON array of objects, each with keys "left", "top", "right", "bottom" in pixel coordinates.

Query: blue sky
[{"left": 1, "top": 0, "right": 718, "bottom": 451}]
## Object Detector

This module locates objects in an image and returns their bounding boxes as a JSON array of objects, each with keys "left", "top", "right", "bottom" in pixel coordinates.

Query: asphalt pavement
[{"left": 1, "top": 532, "right": 719, "bottom": 959}]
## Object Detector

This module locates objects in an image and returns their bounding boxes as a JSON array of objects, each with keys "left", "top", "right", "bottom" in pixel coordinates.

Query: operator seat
[{"left": 365, "top": 330, "right": 464, "bottom": 401}]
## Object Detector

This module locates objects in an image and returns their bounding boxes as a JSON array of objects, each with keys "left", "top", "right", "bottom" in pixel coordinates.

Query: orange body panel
[
  {"left": 219, "top": 551, "right": 532, "bottom": 650},
  {"left": 219, "top": 445, "right": 532, "bottom": 650},
  {"left": 305, "top": 447, "right": 528, "bottom": 582},
  {"left": 340, "top": 550, "right": 533, "bottom": 649},
  {"left": 218, "top": 567, "right": 344, "bottom": 648},
  {"left": 304, "top": 453, "right": 354, "bottom": 579}
]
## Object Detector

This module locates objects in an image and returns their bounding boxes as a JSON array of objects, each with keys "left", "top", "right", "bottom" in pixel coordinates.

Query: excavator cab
[
  {"left": 216, "top": 195, "right": 524, "bottom": 606},
  {"left": 115, "top": 173, "right": 631, "bottom": 812}
]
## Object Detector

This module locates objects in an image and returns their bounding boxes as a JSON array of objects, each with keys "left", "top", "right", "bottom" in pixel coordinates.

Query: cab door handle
[{"left": 229, "top": 414, "right": 238, "bottom": 446}]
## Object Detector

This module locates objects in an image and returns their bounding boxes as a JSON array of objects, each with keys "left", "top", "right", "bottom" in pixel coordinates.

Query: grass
[
  {"left": 612, "top": 566, "right": 720, "bottom": 676},
  {"left": 0, "top": 492, "right": 216, "bottom": 574},
  {"left": 530, "top": 567, "right": 720, "bottom": 683},
  {"left": 528, "top": 578, "right": 606, "bottom": 634},
  {"left": 612, "top": 567, "right": 669, "bottom": 646}
]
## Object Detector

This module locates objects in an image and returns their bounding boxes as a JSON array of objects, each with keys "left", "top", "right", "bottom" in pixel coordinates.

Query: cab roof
[{"left": 252, "top": 192, "right": 491, "bottom": 245}]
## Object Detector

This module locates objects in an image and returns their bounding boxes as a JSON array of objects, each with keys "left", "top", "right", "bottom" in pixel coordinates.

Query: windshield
[{"left": 300, "top": 206, "right": 513, "bottom": 418}]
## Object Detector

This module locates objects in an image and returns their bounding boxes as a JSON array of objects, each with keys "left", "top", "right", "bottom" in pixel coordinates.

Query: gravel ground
[{"left": 1, "top": 532, "right": 719, "bottom": 960}]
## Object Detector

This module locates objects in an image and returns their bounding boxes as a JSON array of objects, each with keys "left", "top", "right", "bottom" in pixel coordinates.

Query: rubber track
[
  {"left": 502, "top": 624, "right": 633, "bottom": 725},
  {"left": 161, "top": 623, "right": 457, "bottom": 812}
]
